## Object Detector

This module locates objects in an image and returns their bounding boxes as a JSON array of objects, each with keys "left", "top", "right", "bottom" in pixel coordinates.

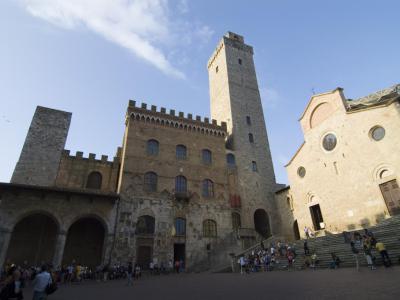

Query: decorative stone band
[{"left": 127, "top": 101, "right": 227, "bottom": 137}]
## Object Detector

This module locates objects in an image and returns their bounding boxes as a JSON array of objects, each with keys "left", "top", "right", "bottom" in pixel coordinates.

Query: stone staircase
[{"left": 228, "top": 215, "right": 400, "bottom": 272}]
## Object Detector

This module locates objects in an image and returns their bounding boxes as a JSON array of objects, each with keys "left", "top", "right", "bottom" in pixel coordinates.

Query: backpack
[{"left": 45, "top": 277, "right": 58, "bottom": 295}]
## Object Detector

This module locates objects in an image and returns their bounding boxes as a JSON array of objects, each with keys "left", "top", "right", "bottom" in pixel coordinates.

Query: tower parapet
[{"left": 127, "top": 100, "right": 227, "bottom": 137}]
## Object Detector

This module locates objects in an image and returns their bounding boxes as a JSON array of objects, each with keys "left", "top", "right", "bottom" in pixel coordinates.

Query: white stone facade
[{"left": 286, "top": 85, "right": 400, "bottom": 238}]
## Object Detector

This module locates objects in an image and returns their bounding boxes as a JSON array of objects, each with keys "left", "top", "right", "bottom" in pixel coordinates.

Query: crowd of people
[
  {"left": 0, "top": 257, "right": 187, "bottom": 299},
  {"left": 350, "top": 228, "right": 392, "bottom": 270},
  {"left": 237, "top": 241, "right": 299, "bottom": 274},
  {"left": 238, "top": 228, "right": 395, "bottom": 274}
]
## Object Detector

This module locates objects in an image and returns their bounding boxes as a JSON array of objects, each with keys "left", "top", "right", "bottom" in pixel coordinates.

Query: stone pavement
[{"left": 24, "top": 267, "right": 400, "bottom": 300}]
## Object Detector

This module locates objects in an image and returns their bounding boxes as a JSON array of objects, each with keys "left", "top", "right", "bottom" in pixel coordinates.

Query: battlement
[
  {"left": 208, "top": 31, "right": 253, "bottom": 69},
  {"left": 62, "top": 150, "right": 119, "bottom": 164},
  {"left": 126, "top": 100, "right": 227, "bottom": 137}
]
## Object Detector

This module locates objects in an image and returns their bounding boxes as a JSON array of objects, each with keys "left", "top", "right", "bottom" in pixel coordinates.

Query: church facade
[
  {"left": 284, "top": 84, "right": 400, "bottom": 238},
  {"left": 0, "top": 32, "right": 281, "bottom": 270}
]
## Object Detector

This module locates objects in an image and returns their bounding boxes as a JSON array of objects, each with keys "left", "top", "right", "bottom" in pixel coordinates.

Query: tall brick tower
[{"left": 208, "top": 32, "right": 278, "bottom": 236}]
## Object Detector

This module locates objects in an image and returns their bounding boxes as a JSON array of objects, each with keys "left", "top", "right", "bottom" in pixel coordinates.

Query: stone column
[
  {"left": 52, "top": 231, "right": 67, "bottom": 267},
  {"left": 0, "top": 228, "right": 12, "bottom": 267}
]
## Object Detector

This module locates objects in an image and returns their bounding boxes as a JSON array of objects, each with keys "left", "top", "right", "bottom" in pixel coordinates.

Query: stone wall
[
  {"left": 0, "top": 184, "right": 118, "bottom": 267},
  {"left": 11, "top": 106, "right": 71, "bottom": 186},
  {"left": 112, "top": 104, "right": 241, "bottom": 269},
  {"left": 55, "top": 150, "right": 120, "bottom": 193}
]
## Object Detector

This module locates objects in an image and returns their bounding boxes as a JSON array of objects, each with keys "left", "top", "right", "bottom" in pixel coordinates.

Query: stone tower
[
  {"left": 208, "top": 32, "right": 278, "bottom": 235},
  {"left": 11, "top": 106, "right": 72, "bottom": 186}
]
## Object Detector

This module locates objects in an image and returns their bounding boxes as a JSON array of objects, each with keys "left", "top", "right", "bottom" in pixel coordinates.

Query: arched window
[
  {"left": 136, "top": 215, "right": 155, "bottom": 235},
  {"left": 175, "top": 176, "right": 187, "bottom": 193},
  {"left": 144, "top": 172, "right": 157, "bottom": 192},
  {"left": 176, "top": 145, "right": 187, "bottom": 160},
  {"left": 202, "top": 149, "right": 212, "bottom": 165},
  {"left": 226, "top": 153, "right": 235, "bottom": 166},
  {"left": 174, "top": 218, "right": 186, "bottom": 236},
  {"left": 232, "top": 212, "right": 241, "bottom": 230},
  {"left": 203, "top": 219, "right": 217, "bottom": 237},
  {"left": 86, "top": 171, "right": 102, "bottom": 189},
  {"left": 202, "top": 179, "right": 214, "bottom": 198},
  {"left": 248, "top": 133, "right": 254, "bottom": 143},
  {"left": 147, "top": 139, "right": 159, "bottom": 156}
]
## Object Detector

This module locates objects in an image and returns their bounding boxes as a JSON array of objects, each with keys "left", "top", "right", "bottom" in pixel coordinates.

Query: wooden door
[{"left": 380, "top": 179, "right": 400, "bottom": 215}]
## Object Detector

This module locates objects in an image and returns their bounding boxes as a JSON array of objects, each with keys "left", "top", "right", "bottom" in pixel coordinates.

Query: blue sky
[{"left": 0, "top": 0, "right": 399, "bottom": 184}]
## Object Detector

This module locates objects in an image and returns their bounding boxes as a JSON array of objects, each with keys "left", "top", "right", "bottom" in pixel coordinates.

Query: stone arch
[
  {"left": 140, "top": 115, "right": 145, "bottom": 121},
  {"left": 179, "top": 124, "right": 183, "bottom": 129},
  {"left": 150, "top": 117, "right": 155, "bottom": 123},
  {"left": 309, "top": 102, "right": 333, "bottom": 128},
  {"left": 135, "top": 114, "right": 140, "bottom": 121},
  {"left": 137, "top": 208, "right": 155, "bottom": 218},
  {"left": 62, "top": 216, "right": 106, "bottom": 267},
  {"left": 6, "top": 213, "right": 59, "bottom": 266},
  {"left": 373, "top": 163, "right": 395, "bottom": 181},
  {"left": 161, "top": 120, "right": 165, "bottom": 125},
  {"left": 254, "top": 209, "right": 271, "bottom": 238}
]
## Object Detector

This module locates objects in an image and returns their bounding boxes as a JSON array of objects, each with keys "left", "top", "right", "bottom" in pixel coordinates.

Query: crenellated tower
[{"left": 208, "top": 32, "right": 278, "bottom": 237}]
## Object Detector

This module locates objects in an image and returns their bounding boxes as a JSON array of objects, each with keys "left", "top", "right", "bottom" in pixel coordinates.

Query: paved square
[{"left": 23, "top": 267, "right": 400, "bottom": 300}]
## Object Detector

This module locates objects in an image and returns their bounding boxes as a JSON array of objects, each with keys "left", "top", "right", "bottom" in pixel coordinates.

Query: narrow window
[
  {"left": 176, "top": 145, "right": 187, "bottom": 160},
  {"left": 249, "top": 133, "right": 254, "bottom": 143},
  {"left": 147, "top": 139, "right": 159, "bottom": 156},
  {"left": 202, "top": 149, "right": 212, "bottom": 165},
  {"left": 202, "top": 179, "right": 214, "bottom": 198},
  {"left": 232, "top": 212, "right": 241, "bottom": 230},
  {"left": 252, "top": 161, "right": 258, "bottom": 172},
  {"left": 238, "top": 58, "right": 242, "bottom": 65},
  {"left": 203, "top": 219, "right": 217, "bottom": 237},
  {"left": 226, "top": 153, "right": 236, "bottom": 167},
  {"left": 144, "top": 172, "right": 158, "bottom": 192},
  {"left": 86, "top": 171, "right": 102, "bottom": 189},
  {"left": 246, "top": 116, "right": 251, "bottom": 125},
  {"left": 216, "top": 66, "right": 219, "bottom": 73},
  {"left": 175, "top": 218, "right": 186, "bottom": 236},
  {"left": 175, "top": 176, "right": 187, "bottom": 193}
]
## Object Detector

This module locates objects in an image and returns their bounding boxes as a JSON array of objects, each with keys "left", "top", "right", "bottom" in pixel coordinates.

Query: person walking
[
  {"left": 0, "top": 268, "right": 24, "bottom": 300},
  {"left": 375, "top": 241, "right": 391, "bottom": 267},
  {"left": 350, "top": 241, "right": 360, "bottom": 271},
  {"left": 126, "top": 262, "right": 133, "bottom": 286},
  {"left": 363, "top": 238, "right": 376, "bottom": 270},
  {"left": 304, "top": 240, "right": 310, "bottom": 256},
  {"left": 32, "top": 265, "right": 52, "bottom": 300}
]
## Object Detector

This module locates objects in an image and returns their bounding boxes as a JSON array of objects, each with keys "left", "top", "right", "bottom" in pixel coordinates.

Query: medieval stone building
[
  {"left": 0, "top": 32, "right": 281, "bottom": 270},
  {"left": 282, "top": 84, "right": 400, "bottom": 239}
]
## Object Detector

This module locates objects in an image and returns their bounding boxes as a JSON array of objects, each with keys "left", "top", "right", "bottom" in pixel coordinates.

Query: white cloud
[
  {"left": 19, "top": 0, "right": 213, "bottom": 79},
  {"left": 260, "top": 86, "right": 280, "bottom": 109}
]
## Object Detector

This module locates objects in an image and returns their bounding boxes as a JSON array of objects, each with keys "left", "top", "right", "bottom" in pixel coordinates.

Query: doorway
[
  {"left": 293, "top": 220, "right": 300, "bottom": 240},
  {"left": 136, "top": 246, "right": 152, "bottom": 269},
  {"left": 309, "top": 204, "right": 324, "bottom": 231},
  {"left": 173, "top": 244, "right": 185, "bottom": 263},
  {"left": 380, "top": 180, "right": 400, "bottom": 216}
]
